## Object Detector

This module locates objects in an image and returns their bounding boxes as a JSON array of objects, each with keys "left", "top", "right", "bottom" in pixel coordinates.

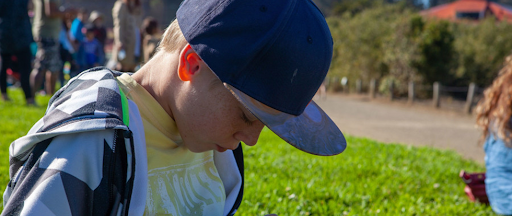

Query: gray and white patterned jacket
[{"left": 2, "top": 68, "right": 244, "bottom": 216}]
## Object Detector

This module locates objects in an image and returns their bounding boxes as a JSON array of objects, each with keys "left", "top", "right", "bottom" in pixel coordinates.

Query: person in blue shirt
[
  {"left": 70, "top": 8, "right": 88, "bottom": 43},
  {"left": 76, "top": 27, "right": 103, "bottom": 71},
  {"left": 476, "top": 55, "right": 512, "bottom": 215}
]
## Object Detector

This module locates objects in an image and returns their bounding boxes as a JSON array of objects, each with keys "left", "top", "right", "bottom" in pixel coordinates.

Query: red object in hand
[{"left": 460, "top": 170, "right": 489, "bottom": 204}]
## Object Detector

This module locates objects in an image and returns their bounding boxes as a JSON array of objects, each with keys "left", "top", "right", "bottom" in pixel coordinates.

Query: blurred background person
[
  {"left": 133, "top": 0, "right": 142, "bottom": 70},
  {"left": 87, "top": 10, "right": 107, "bottom": 65},
  {"left": 141, "top": 16, "right": 160, "bottom": 65},
  {"left": 111, "top": 0, "right": 140, "bottom": 72},
  {"left": 76, "top": 26, "right": 103, "bottom": 71},
  {"left": 0, "top": 0, "right": 35, "bottom": 105},
  {"left": 30, "top": 0, "right": 76, "bottom": 96},
  {"left": 476, "top": 55, "right": 512, "bottom": 216},
  {"left": 70, "top": 8, "right": 88, "bottom": 44},
  {"left": 58, "top": 17, "right": 77, "bottom": 87}
]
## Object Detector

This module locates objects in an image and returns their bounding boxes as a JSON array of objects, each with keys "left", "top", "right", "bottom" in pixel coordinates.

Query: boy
[
  {"left": 2, "top": 0, "right": 346, "bottom": 215},
  {"left": 76, "top": 27, "right": 104, "bottom": 71}
]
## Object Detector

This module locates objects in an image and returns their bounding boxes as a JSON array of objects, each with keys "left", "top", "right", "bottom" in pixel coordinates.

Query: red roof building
[{"left": 421, "top": 0, "right": 512, "bottom": 22}]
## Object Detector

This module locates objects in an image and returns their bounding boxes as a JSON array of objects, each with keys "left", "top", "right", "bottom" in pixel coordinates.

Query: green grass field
[{"left": 0, "top": 88, "right": 495, "bottom": 215}]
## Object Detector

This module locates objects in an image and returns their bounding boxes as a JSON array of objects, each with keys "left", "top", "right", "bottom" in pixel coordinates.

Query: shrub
[
  {"left": 327, "top": 6, "right": 512, "bottom": 94},
  {"left": 452, "top": 18, "right": 512, "bottom": 87}
]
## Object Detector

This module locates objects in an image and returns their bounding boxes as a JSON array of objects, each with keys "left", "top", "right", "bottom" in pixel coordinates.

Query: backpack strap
[
  {"left": 119, "top": 85, "right": 130, "bottom": 127},
  {"left": 111, "top": 84, "right": 136, "bottom": 216}
]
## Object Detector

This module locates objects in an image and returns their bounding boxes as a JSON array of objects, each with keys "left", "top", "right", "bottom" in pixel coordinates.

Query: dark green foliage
[
  {"left": 414, "top": 20, "right": 455, "bottom": 85},
  {"left": 452, "top": 18, "right": 512, "bottom": 87},
  {"left": 331, "top": 0, "right": 421, "bottom": 17},
  {"left": 328, "top": 4, "right": 408, "bottom": 92},
  {"left": 327, "top": 5, "right": 512, "bottom": 93},
  {"left": 332, "top": 0, "right": 384, "bottom": 16}
]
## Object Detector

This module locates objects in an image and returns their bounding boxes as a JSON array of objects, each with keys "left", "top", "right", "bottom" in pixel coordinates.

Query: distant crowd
[{"left": 0, "top": 0, "right": 161, "bottom": 105}]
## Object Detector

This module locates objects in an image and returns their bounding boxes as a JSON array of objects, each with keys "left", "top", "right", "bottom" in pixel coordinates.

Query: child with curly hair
[{"left": 476, "top": 55, "right": 512, "bottom": 215}]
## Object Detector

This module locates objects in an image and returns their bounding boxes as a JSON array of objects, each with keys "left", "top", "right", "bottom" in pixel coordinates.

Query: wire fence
[{"left": 325, "top": 77, "right": 484, "bottom": 114}]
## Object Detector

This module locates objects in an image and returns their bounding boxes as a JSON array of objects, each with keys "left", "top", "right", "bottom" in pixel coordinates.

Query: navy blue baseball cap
[{"left": 177, "top": 0, "right": 346, "bottom": 155}]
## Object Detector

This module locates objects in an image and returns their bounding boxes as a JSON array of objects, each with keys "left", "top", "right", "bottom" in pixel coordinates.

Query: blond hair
[
  {"left": 157, "top": 19, "right": 188, "bottom": 54},
  {"left": 476, "top": 55, "right": 512, "bottom": 147}
]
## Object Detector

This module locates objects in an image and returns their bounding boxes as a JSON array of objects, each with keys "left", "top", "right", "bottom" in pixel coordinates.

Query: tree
[{"left": 413, "top": 20, "right": 456, "bottom": 85}]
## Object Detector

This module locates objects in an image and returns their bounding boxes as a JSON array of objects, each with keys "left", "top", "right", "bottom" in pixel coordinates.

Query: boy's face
[
  {"left": 171, "top": 59, "right": 265, "bottom": 153},
  {"left": 86, "top": 32, "right": 95, "bottom": 41}
]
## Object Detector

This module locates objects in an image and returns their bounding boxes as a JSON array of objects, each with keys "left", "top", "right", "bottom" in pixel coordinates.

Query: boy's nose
[{"left": 234, "top": 120, "right": 265, "bottom": 146}]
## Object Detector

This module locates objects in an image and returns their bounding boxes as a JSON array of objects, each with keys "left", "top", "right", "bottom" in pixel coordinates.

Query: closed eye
[{"left": 241, "top": 111, "right": 253, "bottom": 126}]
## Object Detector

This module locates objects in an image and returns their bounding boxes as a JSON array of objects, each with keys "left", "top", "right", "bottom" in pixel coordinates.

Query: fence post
[
  {"left": 464, "top": 83, "right": 476, "bottom": 114},
  {"left": 356, "top": 79, "right": 362, "bottom": 94},
  {"left": 408, "top": 82, "right": 415, "bottom": 104},
  {"left": 369, "top": 79, "right": 376, "bottom": 99},
  {"left": 389, "top": 80, "right": 394, "bottom": 101},
  {"left": 324, "top": 77, "right": 330, "bottom": 90},
  {"left": 433, "top": 82, "right": 440, "bottom": 108},
  {"left": 331, "top": 77, "right": 339, "bottom": 92},
  {"left": 341, "top": 77, "right": 348, "bottom": 93}
]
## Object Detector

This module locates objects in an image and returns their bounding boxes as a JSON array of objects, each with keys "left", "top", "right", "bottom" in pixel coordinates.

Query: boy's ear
[{"left": 178, "top": 44, "right": 202, "bottom": 81}]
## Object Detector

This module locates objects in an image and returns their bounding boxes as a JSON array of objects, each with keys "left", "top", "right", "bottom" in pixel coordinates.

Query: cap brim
[{"left": 225, "top": 84, "right": 347, "bottom": 156}]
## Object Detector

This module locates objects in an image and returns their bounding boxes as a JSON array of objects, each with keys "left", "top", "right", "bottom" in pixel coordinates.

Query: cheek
[
  {"left": 173, "top": 84, "right": 247, "bottom": 149},
  {"left": 175, "top": 94, "right": 236, "bottom": 143},
  {"left": 199, "top": 103, "right": 239, "bottom": 140}
]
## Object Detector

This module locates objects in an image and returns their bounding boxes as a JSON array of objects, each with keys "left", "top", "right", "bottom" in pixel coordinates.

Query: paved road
[{"left": 314, "top": 93, "right": 485, "bottom": 163}]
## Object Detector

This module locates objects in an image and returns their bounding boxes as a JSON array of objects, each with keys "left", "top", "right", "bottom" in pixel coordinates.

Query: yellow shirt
[{"left": 117, "top": 74, "right": 226, "bottom": 216}]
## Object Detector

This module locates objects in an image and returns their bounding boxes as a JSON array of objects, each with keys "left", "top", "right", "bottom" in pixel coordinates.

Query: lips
[{"left": 216, "top": 144, "right": 228, "bottom": 152}]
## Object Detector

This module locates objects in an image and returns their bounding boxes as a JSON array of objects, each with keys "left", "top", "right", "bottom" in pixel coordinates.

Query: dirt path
[{"left": 314, "top": 93, "right": 484, "bottom": 163}]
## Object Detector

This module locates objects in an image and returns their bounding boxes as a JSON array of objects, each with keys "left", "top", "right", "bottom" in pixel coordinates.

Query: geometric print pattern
[{"left": 3, "top": 68, "right": 135, "bottom": 216}]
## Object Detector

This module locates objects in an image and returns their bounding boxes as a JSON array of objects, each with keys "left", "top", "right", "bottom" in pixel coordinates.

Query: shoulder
[
  {"left": 48, "top": 68, "right": 124, "bottom": 118},
  {"left": 3, "top": 129, "right": 120, "bottom": 215}
]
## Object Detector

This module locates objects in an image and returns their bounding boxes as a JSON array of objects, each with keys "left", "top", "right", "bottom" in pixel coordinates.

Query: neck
[{"left": 132, "top": 51, "right": 179, "bottom": 120}]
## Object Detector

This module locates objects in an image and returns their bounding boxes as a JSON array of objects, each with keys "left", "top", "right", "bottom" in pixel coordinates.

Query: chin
[
  {"left": 186, "top": 146, "right": 210, "bottom": 153},
  {"left": 180, "top": 142, "right": 209, "bottom": 153}
]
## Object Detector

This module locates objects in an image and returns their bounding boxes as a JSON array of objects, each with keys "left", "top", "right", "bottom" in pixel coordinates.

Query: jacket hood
[{"left": 9, "top": 68, "right": 129, "bottom": 177}]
